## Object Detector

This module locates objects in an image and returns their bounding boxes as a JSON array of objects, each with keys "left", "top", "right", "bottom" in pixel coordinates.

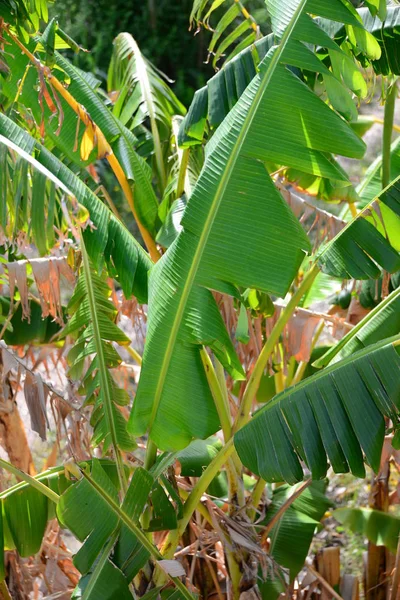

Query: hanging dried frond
[{"left": 2, "top": 256, "right": 75, "bottom": 324}]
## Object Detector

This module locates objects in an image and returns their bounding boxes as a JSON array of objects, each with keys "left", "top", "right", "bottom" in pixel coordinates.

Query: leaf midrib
[{"left": 146, "top": 0, "right": 309, "bottom": 435}]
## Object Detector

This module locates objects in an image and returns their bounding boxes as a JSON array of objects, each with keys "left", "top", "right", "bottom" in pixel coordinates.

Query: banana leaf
[{"left": 234, "top": 336, "right": 400, "bottom": 484}]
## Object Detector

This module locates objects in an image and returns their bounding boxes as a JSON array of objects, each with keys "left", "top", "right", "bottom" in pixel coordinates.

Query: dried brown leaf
[{"left": 24, "top": 371, "right": 48, "bottom": 441}]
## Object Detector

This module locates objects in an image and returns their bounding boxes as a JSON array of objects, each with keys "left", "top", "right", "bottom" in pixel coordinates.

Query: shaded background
[{"left": 50, "top": 0, "right": 269, "bottom": 106}]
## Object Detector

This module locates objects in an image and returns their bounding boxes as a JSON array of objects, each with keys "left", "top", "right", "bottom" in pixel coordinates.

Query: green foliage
[
  {"left": 1, "top": 0, "right": 400, "bottom": 598},
  {"left": 61, "top": 258, "right": 136, "bottom": 455},
  {"left": 235, "top": 337, "right": 400, "bottom": 484}
]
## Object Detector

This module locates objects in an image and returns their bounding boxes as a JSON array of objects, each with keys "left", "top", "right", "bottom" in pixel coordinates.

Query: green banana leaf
[
  {"left": 234, "top": 336, "right": 400, "bottom": 484},
  {"left": 129, "top": 0, "right": 367, "bottom": 452},
  {"left": 334, "top": 507, "right": 400, "bottom": 553},
  {"left": 179, "top": 5, "right": 400, "bottom": 146},
  {"left": 318, "top": 175, "right": 400, "bottom": 279}
]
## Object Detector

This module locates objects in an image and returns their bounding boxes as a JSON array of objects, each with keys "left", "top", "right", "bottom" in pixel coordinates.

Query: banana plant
[{"left": 0, "top": 0, "right": 400, "bottom": 599}]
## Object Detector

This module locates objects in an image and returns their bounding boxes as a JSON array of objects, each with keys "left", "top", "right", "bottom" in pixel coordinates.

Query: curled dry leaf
[
  {"left": 276, "top": 182, "right": 346, "bottom": 244},
  {"left": 24, "top": 370, "right": 49, "bottom": 441},
  {"left": 7, "top": 261, "right": 30, "bottom": 320},
  {"left": 6, "top": 257, "right": 75, "bottom": 323},
  {"left": 1, "top": 345, "right": 18, "bottom": 377},
  {"left": 157, "top": 559, "right": 186, "bottom": 577}
]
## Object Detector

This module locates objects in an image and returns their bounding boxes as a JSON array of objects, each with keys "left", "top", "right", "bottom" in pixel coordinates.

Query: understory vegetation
[{"left": 0, "top": 0, "right": 400, "bottom": 598}]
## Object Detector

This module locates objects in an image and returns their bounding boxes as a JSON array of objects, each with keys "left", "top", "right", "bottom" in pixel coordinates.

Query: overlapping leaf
[
  {"left": 318, "top": 175, "right": 400, "bottom": 279},
  {"left": 259, "top": 481, "right": 331, "bottom": 599},
  {"left": 0, "top": 33, "right": 161, "bottom": 235},
  {"left": 180, "top": 3, "right": 399, "bottom": 147},
  {"left": 129, "top": 0, "right": 369, "bottom": 452},
  {"left": 235, "top": 336, "right": 400, "bottom": 485},
  {"left": 334, "top": 507, "right": 400, "bottom": 553}
]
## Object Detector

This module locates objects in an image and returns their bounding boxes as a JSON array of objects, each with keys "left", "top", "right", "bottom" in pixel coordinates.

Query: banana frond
[
  {"left": 108, "top": 33, "right": 185, "bottom": 132},
  {"left": 129, "top": 0, "right": 368, "bottom": 452},
  {"left": 180, "top": 5, "right": 400, "bottom": 147},
  {"left": 61, "top": 253, "right": 136, "bottom": 455},
  {"left": 190, "top": 0, "right": 261, "bottom": 68},
  {"left": 318, "top": 175, "right": 400, "bottom": 279},
  {"left": 108, "top": 33, "right": 185, "bottom": 190},
  {"left": 234, "top": 335, "right": 400, "bottom": 484},
  {"left": 0, "top": 33, "right": 160, "bottom": 239}
]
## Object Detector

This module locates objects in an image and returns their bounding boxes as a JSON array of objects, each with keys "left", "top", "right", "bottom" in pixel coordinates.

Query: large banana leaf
[
  {"left": 0, "top": 114, "right": 151, "bottom": 302},
  {"left": 128, "top": 0, "right": 368, "bottom": 452},
  {"left": 234, "top": 336, "right": 400, "bottom": 485},
  {"left": 318, "top": 175, "right": 400, "bottom": 279},
  {"left": 180, "top": 3, "right": 398, "bottom": 146}
]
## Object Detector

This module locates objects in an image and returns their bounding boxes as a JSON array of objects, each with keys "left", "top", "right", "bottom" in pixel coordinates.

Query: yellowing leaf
[{"left": 80, "top": 124, "right": 95, "bottom": 161}]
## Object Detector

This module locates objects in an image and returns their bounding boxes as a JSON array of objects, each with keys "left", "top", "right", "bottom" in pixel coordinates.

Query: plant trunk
[
  {"left": 365, "top": 461, "right": 390, "bottom": 600},
  {"left": 0, "top": 354, "right": 35, "bottom": 475}
]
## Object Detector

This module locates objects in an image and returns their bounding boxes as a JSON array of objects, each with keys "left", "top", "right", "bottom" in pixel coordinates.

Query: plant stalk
[
  {"left": 249, "top": 477, "right": 266, "bottom": 521},
  {"left": 82, "top": 531, "right": 119, "bottom": 600},
  {"left": 0, "top": 458, "right": 59, "bottom": 504},
  {"left": 200, "top": 348, "right": 232, "bottom": 441},
  {"left": 234, "top": 264, "right": 319, "bottom": 431},
  {"left": 382, "top": 81, "right": 398, "bottom": 190},
  {"left": 144, "top": 439, "right": 158, "bottom": 471},
  {"left": 160, "top": 438, "right": 236, "bottom": 559}
]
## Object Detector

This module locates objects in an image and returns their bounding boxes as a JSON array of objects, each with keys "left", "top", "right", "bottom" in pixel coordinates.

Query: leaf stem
[
  {"left": 234, "top": 264, "right": 319, "bottom": 432},
  {"left": 382, "top": 81, "right": 398, "bottom": 190},
  {"left": 0, "top": 458, "right": 59, "bottom": 504},
  {"left": 200, "top": 348, "right": 232, "bottom": 441},
  {"left": 160, "top": 439, "right": 236, "bottom": 559}
]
